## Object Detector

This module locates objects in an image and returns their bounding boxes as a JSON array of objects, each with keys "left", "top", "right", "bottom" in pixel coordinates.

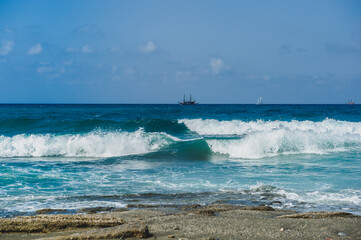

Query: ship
[
  {"left": 347, "top": 99, "right": 355, "bottom": 105},
  {"left": 256, "top": 96, "right": 263, "bottom": 105},
  {"left": 179, "top": 94, "right": 197, "bottom": 105}
]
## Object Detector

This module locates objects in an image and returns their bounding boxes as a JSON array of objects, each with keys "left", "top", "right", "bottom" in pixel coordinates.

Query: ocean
[{"left": 0, "top": 104, "right": 360, "bottom": 217}]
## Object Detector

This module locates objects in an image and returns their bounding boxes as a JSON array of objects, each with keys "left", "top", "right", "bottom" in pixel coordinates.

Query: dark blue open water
[{"left": 0, "top": 104, "right": 360, "bottom": 217}]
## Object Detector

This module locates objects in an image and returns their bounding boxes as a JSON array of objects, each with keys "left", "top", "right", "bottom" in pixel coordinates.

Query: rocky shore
[{"left": 0, "top": 204, "right": 360, "bottom": 240}]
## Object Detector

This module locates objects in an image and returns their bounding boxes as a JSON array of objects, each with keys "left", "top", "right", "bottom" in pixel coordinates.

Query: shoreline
[{"left": 1, "top": 204, "right": 360, "bottom": 240}]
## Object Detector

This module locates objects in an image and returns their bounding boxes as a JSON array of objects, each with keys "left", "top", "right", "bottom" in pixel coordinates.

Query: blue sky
[{"left": 0, "top": 0, "right": 360, "bottom": 103}]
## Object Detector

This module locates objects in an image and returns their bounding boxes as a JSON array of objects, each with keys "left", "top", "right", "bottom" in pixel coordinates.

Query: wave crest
[
  {"left": 0, "top": 129, "right": 174, "bottom": 158},
  {"left": 180, "top": 118, "right": 361, "bottom": 159}
]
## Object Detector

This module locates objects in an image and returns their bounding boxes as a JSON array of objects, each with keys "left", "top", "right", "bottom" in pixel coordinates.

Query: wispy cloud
[
  {"left": 175, "top": 71, "right": 191, "bottom": 81},
  {"left": 63, "top": 60, "right": 73, "bottom": 66},
  {"left": 66, "top": 45, "right": 94, "bottom": 54},
  {"left": 279, "top": 44, "right": 292, "bottom": 55},
  {"left": 82, "top": 45, "right": 94, "bottom": 54},
  {"left": 27, "top": 43, "right": 43, "bottom": 55},
  {"left": 123, "top": 68, "right": 135, "bottom": 76},
  {"left": 37, "top": 66, "right": 53, "bottom": 73},
  {"left": 325, "top": 42, "right": 360, "bottom": 54},
  {"left": 210, "top": 58, "right": 224, "bottom": 75},
  {"left": 72, "top": 24, "right": 103, "bottom": 36},
  {"left": 139, "top": 41, "right": 156, "bottom": 53},
  {"left": 0, "top": 40, "right": 15, "bottom": 56},
  {"left": 297, "top": 47, "right": 307, "bottom": 53}
]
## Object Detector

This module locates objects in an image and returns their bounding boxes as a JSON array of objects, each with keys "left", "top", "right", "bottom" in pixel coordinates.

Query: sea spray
[
  {"left": 180, "top": 118, "right": 361, "bottom": 158},
  {"left": 0, "top": 129, "right": 174, "bottom": 157}
]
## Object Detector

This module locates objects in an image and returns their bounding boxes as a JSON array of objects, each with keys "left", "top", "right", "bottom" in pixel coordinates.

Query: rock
[
  {"left": 77, "top": 207, "right": 115, "bottom": 214},
  {"left": 0, "top": 214, "right": 125, "bottom": 233},
  {"left": 127, "top": 204, "right": 178, "bottom": 209},
  {"left": 113, "top": 208, "right": 129, "bottom": 212},
  {"left": 35, "top": 209, "right": 67, "bottom": 214},
  {"left": 243, "top": 206, "right": 275, "bottom": 211},
  {"left": 38, "top": 222, "right": 151, "bottom": 239},
  {"left": 180, "top": 204, "right": 202, "bottom": 211},
  {"left": 191, "top": 209, "right": 216, "bottom": 216},
  {"left": 278, "top": 211, "right": 358, "bottom": 219}
]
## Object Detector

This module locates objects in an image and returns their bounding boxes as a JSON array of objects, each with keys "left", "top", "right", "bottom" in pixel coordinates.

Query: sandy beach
[{"left": 0, "top": 205, "right": 360, "bottom": 240}]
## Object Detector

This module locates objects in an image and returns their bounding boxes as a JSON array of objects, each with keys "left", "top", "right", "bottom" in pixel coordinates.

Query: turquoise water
[{"left": 0, "top": 104, "right": 360, "bottom": 217}]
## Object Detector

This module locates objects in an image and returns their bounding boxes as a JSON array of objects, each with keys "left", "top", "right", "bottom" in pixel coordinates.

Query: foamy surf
[
  {"left": 0, "top": 129, "right": 175, "bottom": 158},
  {"left": 180, "top": 118, "right": 361, "bottom": 158}
]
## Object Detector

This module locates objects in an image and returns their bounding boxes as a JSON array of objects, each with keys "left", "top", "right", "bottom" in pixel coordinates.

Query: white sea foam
[
  {"left": 247, "top": 183, "right": 361, "bottom": 207},
  {"left": 0, "top": 129, "right": 173, "bottom": 158},
  {"left": 180, "top": 118, "right": 361, "bottom": 159}
]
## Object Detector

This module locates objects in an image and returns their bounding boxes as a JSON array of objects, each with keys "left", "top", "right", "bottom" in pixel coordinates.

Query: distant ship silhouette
[{"left": 179, "top": 94, "right": 197, "bottom": 105}]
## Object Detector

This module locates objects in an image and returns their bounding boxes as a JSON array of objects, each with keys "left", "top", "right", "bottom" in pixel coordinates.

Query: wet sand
[{"left": 0, "top": 205, "right": 360, "bottom": 240}]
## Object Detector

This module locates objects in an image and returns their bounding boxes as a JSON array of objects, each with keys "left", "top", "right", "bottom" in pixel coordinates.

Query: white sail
[{"left": 256, "top": 97, "right": 262, "bottom": 105}]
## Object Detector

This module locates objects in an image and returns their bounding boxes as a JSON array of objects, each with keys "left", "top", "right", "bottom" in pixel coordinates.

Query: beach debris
[
  {"left": 279, "top": 228, "right": 284, "bottom": 232},
  {"left": 0, "top": 214, "right": 125, "bottom": 233},
  {"left": 278, "top": 211, "right": 358, "bottom": 219},
  {"left": 38, "top": 222, "right": 151, "bottom": 239},
  {"left": 338, "top": 232, "right": 347, "bottom": 236},
  {"left": 173, "top": 227, "right": 180, "bottom": 230},
  {"left": 168, "top": 235, "right": 176, "bottom": 238}
]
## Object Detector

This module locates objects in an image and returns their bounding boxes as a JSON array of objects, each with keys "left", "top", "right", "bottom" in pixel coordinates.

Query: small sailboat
[
  {"left": 256, "top": 96, "right": 263, "bottom": 105},
  {"left": 179, "top": 94, "right": 197, "bottom": 105},
  {"left": 347, "top": 99, "right": 355, "bottom": 105}
]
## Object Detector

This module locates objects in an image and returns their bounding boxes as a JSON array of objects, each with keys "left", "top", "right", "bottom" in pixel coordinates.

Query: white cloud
[
  {"left": 246, "top": 74, "right": 257, "bottom": 79},
  {"left": 111, "top": 44, "right": 121, "bottom": 52},
  {"left": 139, "top": 41, "right": 156, "bottom": 53},
  {"left": 210, "top": 58, "right": 224, "bottom": 75},
  {"left": 37, "top": 66, "right": 53, "bottom": 73},
  {"left": 82, "top": 45, "right": 93, "bottom": 54},
  {"left": 175, "top": 71, "right": 191, "bottom": 81},
  {"left": 63, "top": 60, "right": 73, "bottom": 66},
  {"left": 28, "top": 43, "right": 42, "bottom": 55},
  {"left": 66, "top": 47, "right": 78, "bottom": 52},
  {"left": 66, "top": 45, "right": 93, "bottom": 54},
  {"left": 124, "top": 68, "right": 135, "bottom": 76},
  {"left": 0, "top": 40, "right": 15, "bottom": 56}
]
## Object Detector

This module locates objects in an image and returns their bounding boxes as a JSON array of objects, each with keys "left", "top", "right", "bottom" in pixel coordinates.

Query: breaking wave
[
  {"left": 180, "top": 118, "right": 361, "bottom": 159},
  {"left": 0, "top": 129, "right": 175, "bottom": 158}
]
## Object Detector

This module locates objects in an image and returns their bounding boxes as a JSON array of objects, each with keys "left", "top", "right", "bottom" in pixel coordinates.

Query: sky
[{"left": 0, "top": 0, "right": 360, "bottom": 104}]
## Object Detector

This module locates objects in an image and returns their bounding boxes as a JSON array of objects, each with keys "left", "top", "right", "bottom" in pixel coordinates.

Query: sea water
[{"left": 0, "top": 104, "right": 360, "bottom": 217}]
